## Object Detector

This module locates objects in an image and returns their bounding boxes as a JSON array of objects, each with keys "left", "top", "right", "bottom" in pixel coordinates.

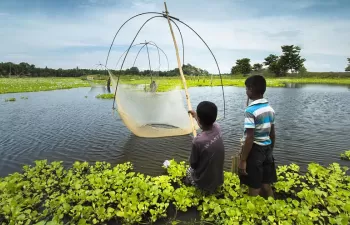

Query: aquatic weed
[{"left": 0, "top": 160, "right": 349, "bottom": 224}]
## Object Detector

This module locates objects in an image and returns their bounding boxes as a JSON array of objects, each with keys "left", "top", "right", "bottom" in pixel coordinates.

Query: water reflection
[
  {"left": 284, "top": 83, "right": 350, "bottom": 91},
  {"left": 121, "top": 134, "right": 192, "bottom": 176},
  {"left": 88, "top": 86, "right": 108, "bottom": 95}
]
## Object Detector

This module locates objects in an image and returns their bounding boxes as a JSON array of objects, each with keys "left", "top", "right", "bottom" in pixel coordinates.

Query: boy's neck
[
  {"left": 250, "top": 95, "right": 264, "bottom": 101},
  {"left": 201, "top": 124, "right": 213, "bottom": 131}
]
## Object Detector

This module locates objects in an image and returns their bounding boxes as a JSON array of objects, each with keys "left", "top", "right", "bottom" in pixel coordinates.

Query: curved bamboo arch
[
  {"left": 114, "top": 42, "right": 170, "bottom": 72},
  {"left": 106, "top": 11, "right": 226, "bottom": 117},
  {"left": 105, "top": 12, "right": 184, "bottom": 68}
]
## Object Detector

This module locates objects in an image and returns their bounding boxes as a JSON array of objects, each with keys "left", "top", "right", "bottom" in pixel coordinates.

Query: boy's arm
[
  {"left": 270, "top": 124, "right": 275, "bottom": 149},
  {"left": 189, "top": 143, "right": 199, "bottom": 169},
  {"left": 239, "top": 110, "right": 255, "bottom": 175},
  {"left": 239, "top": 129, "right": 254, "bottom": 176},
  {"left": 241, "top": 128, "right": 254, "bottom": 161},
  {"left": 188, "top": 110, "right": 199, "bottom": 124}
]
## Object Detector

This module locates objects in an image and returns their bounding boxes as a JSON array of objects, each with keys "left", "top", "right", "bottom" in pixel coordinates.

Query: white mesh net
[{"left": 109, "top": 74, "right": 199, "bottom": 138}]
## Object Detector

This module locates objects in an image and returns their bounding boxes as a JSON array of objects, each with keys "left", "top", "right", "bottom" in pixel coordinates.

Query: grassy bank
[
  {"left": 1, "top": 76, "right": 350, "bottom": 94},
  {"left": 0, "top": 160, "right": 349, "bottom": 224},
  {"left": 0, "top": 78, "right": 93, "bottom": 94},
  {"left": 118, "top": 76, "right": 350, "bottom": 92}
]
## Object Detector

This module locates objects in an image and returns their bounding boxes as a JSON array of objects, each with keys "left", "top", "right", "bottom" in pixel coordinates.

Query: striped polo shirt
[{"left": 243, "top": 98, "right": 275, "bottom": 146}]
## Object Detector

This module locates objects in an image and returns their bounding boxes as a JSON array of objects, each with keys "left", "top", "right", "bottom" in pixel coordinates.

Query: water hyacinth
[
  {"left": 4, "top": 97, "right": 16, "bottom": 102},
  {"left": 95, "top": 93, "right": 114, "bottom": 99},
  {"left": 1, "top": 160, "right": 348, "bottom": 224},
  {"left": 341, "top": 150, "right": 350, "bottom": 160}
]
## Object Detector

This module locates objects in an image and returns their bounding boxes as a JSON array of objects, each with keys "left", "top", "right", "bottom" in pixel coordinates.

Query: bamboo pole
[
  {"left": 232, "top": 94, "right": 249, "bottom": 173},
  {"left": 164, "top": 2, "right": 197, "bottom": 137}
]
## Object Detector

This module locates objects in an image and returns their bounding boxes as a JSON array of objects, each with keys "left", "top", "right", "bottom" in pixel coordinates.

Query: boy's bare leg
[
  {"left": 259, "top": 188, "right": 267, "bottom": 198},
  {"left": 261, "top": 183, "right": 274, "bottom": 198},
  {"left": 248, "top": 188, "right": 261, "bottom": 196}
]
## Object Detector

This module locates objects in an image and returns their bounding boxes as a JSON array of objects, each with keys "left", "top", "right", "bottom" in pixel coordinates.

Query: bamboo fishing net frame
[
  {"left": 231, "top": 97, "right": 250, "bottom": 174},
  {"left": 104, "top": 2, "right": 226, "bottom": 138},
  {"left": 113, "top": 41, "right": 170, "bottom": 90},
  {"left": 163, "top": 2, "right": 196, "bottom": 137}
]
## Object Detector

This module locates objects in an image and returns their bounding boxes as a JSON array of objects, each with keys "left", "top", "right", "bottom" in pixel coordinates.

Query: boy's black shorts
[{"left": 239, "top": 144, "right": 277, "bottom": 189}]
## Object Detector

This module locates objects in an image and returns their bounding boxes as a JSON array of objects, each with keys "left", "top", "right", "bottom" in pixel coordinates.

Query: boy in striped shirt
[{"left": 239, "top": 75, "right": 277, "bottom": 198}]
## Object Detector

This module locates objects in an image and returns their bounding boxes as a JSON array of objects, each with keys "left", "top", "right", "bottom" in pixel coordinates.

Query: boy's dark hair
[
  {"left": 196, "top": 101, "right": 217, "bottom": 127},
  {"left": 245, "top": 75, "right": 266, "bottom": 95}
]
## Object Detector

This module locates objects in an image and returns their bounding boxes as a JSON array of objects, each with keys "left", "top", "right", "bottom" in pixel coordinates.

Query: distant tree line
[
  {"left": 0, "top": 62, "right": 208, "bottom": 78},
  {"left": 346, "top": 58, "right": 350, "bottom": 72},
  {"left": 231, "top": 45, "right": 307, "bottom": 77},
  {"left": 2, "top": 53, "right": 349, "bottom": 78}
]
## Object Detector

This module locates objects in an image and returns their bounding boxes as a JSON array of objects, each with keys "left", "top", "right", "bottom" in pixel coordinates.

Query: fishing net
[
  {"left": 104, "top": 11, "right": 225, "bottom": 138},
  {"left": 109, "top": 74, "right": 199, "bottom": 138}
]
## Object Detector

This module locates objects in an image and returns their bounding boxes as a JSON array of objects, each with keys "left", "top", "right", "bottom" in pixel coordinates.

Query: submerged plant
[
  {"left": 20, "top": 96, "right": 28, "bottom": 100},
  {"left": 341, "top": 150, "right": 350, "bottom": 160},
  {"left": 4, "top": 97, "right": 16, "bottom": 102},
  {"left": 95, "top": 93, "right": 114, "bottom": 99}
]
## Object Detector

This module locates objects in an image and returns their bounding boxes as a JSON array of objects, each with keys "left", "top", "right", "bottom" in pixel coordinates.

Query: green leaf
[
  {"left": 34, "top": 222, "right": 46, "bottom": 225},
  {"left": 116, "top": 211, "right": 124, "bottom": 217},
  {"left": 327, "top": 206, "right": 338, "bottom": 213},
  {"left": 309, "top": 212, "right": 318, "bottom": 218},
  {"left": 268, "top": 215, "right": 275, "bottom": 222},
  {"left": 46, "top": 221, "right": 60, "bottom": 225},
  {"left": 17, "top": 214, "right": 26, "bottom": 221},
  {"left": 78, "top": 219, "right": 87, "bottom": 225},
  {"left": 107, "top": 207, "right": 114, "bottom": 214}
]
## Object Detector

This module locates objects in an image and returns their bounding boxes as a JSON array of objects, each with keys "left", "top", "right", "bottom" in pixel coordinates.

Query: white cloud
[{"left": 0, "top": 0, "right": 349, "bottom": 73}]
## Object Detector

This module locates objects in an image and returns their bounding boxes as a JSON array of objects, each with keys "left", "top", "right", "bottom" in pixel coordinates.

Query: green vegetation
[
  {"left": 0, "top": 62, "right": 207, "bottom": 78},
  {"left": 117, "top": 76, "right": 350, "bottom": 92},
  {"left": 0, "top": 78, "right": 93, "bottom": 94},
  {"left": 4, "top": 97, "right": 16, "bottom": 102},
  {"left": 0, "top": 160, "right": 349, "bottom": 225},
  {"left": 346, "top": 58, "right": 350, "bottom": 72},
  {"left": 232, "top": 45, "right": 307, "bottom": 77},
  {"left": 231, "top": 58, "right": 252, "bottom": 75},
  {"left": 0, "top": 62, "right": 104, "bottom": 77},
  {"left": 341, "top": 150, "right": 350, "bottom": 161},
  {"left": 1, "top": 76, "right": 350, "bottom": 94},
  {"left": 20, "top": 96, "right": 28, "bottom": 100},
  {"left": 95, "top": 93, "right": 114, "bottom": 99}
]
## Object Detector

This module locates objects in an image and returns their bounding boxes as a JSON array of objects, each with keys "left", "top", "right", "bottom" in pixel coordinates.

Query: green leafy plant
[
  {"left": 0, "top": 160, "right": 349, "bottom": 225},
  {"left": 341, "top": 150, "right": 350, "bottom": 160},
  {"left": 95, "top": 93, "right": 114, "bottom": 99},
  {"left": 5, "top": 97, "right": 16, "bottom": 102}
]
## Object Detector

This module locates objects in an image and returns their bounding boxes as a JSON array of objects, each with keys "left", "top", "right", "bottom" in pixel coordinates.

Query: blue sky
[{"left": 0, "top": 0, "right": 349, "bottom": 73}]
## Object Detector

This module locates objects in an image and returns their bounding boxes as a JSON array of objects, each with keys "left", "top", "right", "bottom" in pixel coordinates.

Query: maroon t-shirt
[{"left": 189, "top": 123, "right": 225, "bottom": 192}]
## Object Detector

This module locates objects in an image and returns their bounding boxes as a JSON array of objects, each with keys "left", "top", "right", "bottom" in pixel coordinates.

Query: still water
[{"left": 0, "top": 84, "right": 349, "bottom": 177}]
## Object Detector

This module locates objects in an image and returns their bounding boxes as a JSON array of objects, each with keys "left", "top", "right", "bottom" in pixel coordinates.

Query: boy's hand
[
  {"left": 188, "top": 110, "right": 196, "bottom": 117},
  {"left": 238, "top": 160, "right": 248, "bottom": 176}
]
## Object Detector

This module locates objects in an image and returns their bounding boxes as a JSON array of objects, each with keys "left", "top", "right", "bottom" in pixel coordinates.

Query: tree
[
  {"left": 346, "top": 58, "right": 350, "bottom": 72},
  {"left": 252, "top": 63, "right": 263, "bottom": 72},
  {"left": 182, "top": 64, "right": 208, "bottom": 76},
  {"left": 128, "top": 67, "right": 140, "bottom": 75},
  {"left": 231, "top": 58, "right": 252, "bottom": 75},
  {"left": 264, "top": 45, "right": 306, "bottom": 76},
  {"left": 264, "top": 54, "right": 287, "bottom": 77},
  {"left": 264, "top": 54, "right": 279, "bottom": 66},
  {"left": 279, "top": 45, "right": 305, "bottom": 73}
]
